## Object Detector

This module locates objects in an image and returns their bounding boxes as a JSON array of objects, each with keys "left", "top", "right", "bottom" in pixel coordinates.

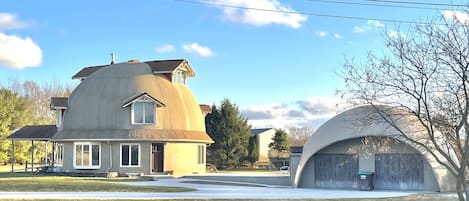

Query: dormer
[
  {"left": 122, "top": 92, "right": 165, "bottom": 125},
  {"left": 50, "top": 97, "right": 68, "bottom": 127},
  {"left": 71, "top": 59, "right": 195, "bottom": 85},
  {"left": 146, "top": 59, "right": 195, "bottom": 84}
]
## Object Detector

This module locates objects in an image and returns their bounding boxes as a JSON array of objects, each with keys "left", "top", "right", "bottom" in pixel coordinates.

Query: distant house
[
  {"left": 9, "top": 59, "right": 214, "bottom": 176},
  {"left": 250, "top": 128, "right": 275, "bottom": 162},
  {"left": 199, "top": 104, "right": 211, "bottom": 117}
]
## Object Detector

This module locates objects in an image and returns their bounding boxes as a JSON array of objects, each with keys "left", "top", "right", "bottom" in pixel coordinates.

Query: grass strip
[{"left": 0, "top": 173, "right": 193, "bottom": 193}]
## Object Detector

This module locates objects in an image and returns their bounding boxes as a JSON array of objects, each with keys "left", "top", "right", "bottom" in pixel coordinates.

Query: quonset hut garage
[{"left": 292, "top": 105, "right": 456, "bottom": 192}]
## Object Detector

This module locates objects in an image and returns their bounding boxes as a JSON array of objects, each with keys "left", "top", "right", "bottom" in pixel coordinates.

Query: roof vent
[{"left": 128, "top": 59, "right": 140, "bottom": 63}]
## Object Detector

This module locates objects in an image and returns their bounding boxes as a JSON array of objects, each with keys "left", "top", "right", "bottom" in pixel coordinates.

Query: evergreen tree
[
  {"left": 205, "top": 99, "right": 251, "bottom": 169},
  {"left": 246, "top": 136, "right": 259, "bottom": 167},
  {"left": 269, "top": 129, "right": 289, "bottom": 152}
]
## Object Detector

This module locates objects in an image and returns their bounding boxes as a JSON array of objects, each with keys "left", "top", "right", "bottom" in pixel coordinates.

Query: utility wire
[
  {"left": 306, "top": 0, "right": 460, "bottom": 10},
  {"left": 173, "top": 0, "right": 450, "bottom": 25},
  {"left": 364, "top": 0, "right": 468, "bottom": 7}
]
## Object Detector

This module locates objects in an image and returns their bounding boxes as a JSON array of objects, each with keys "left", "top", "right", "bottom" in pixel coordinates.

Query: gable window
[
  {"left": 132, "top": 101, "right": 155, "bottom": 124},
  {"left": 123, "top": 92, "right": 165, "bottom": 125},
  {"left": 121, "top": 143, "right": 140, "bottom": 167},
  {"left": 172, "top": 70, "right": 186, "bottom": 84},
  {"left": 197, "top": 145, "right": 206, "bottom": 165},
  {"left": 74, "top": 142, "right": 100, "bottom": 169}
]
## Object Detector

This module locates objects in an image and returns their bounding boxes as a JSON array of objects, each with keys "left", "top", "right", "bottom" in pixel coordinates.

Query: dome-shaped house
[{"left": 52, "top": 59, "right": 213, "bottom": 175}]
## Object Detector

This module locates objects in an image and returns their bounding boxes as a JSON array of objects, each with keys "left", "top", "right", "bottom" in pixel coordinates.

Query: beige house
[
  {"left": 291, "top": 105, "right": 456, "bottom": 191},
  {"left": 11, "top": 59, "right": 213, "bottom": 176},
  {"left": 250, "top": 128, "right": 275, "bottom": 162}
]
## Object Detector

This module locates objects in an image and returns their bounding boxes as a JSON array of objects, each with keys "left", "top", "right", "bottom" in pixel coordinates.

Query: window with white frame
[
  {"left": 74, "top": 142, "right": 100, "bottom": 169},
  {"left": 197, "top": 145, "right": 205, "bottom": 165},
  {"left": 132, "top": 101, "right": 155, "bottom": 124},
  {"left": 121, "top": 143, "right": 140, "bottom": 167},
  {"left": 172, "top": 70, "right": 186, "bottom": 84}
]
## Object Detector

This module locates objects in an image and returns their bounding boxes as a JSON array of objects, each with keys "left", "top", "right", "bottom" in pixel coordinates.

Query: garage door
[
  {"left": 375, "top": 154, "right": 424, "bottom": 190},
  {"left": 314, "top": 154, "right": 358, "bottom": 189}
]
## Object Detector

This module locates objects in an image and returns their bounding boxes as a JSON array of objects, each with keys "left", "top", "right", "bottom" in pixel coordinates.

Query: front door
[{"left": 151, "top": 143, "right": 164, "bottom": 173}]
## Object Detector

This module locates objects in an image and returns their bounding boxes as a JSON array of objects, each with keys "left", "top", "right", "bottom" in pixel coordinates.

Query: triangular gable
[
  {"left": 122, "top": 92, "right": 165, "bottom": 108},
  {"left": 175, "top": 60, "right": 195, "bottom": 77}
]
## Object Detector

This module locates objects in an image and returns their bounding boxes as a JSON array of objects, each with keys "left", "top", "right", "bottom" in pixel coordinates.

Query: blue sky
[{"left": 1, "top": 0, "right": 467, "bottom": 129}]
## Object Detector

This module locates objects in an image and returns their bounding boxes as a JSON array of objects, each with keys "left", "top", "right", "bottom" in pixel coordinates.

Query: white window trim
[
  {"left": 131, "top": 99, "right": 156, "bottom": 125},
  {"left": 120, "top": 143, "right": 141, "bottom": 167},
  {"left": 73, "top": 142, "right": 101, "bottom": 169}
]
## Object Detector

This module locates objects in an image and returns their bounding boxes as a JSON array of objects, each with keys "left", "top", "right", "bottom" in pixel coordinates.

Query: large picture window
[
  {"left": 132, "top": 101, "right": 155, "bottom": 124},
  {"left": 74, "top": 142, "right": 100, "bottom": 169},
  {"left": 121, "top": 143, "right": 140, "bottom": 167}
]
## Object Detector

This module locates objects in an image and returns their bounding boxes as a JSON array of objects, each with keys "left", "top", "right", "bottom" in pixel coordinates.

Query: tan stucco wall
[
  {"left": 59, "top": 141, "right": 205, "bottom": 175},
  {"left": 164, "top": 142, "right": 206, "bottom": 175},
  {"left": 256, "top": 129, "right": 275, "bottom": 162}
]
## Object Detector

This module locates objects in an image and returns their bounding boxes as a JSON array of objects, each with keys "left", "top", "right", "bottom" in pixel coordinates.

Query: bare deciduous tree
[
  {"left": 288, "top": 126, "right": 314, "bottom": 146},
  {"left": 341, "top": 13, "right": 469, "bottom": 200}
]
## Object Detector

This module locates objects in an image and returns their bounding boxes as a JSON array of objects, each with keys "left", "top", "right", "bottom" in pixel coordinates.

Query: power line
[
  {"left": 364, "top": 0, "right": 468, "bottom": 7},
  {"left": 306, "top": 0, "right": 459, "bottom": 10},
  {"left": 173, "top": 0, "right": 449, "bottom": 25}
]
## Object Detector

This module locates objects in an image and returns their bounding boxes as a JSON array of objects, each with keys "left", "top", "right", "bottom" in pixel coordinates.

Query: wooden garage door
[
  {"left": 375, "top": 154, "right": 424, "bottom": 190},
  {"left": 314, "top": 154, "right": 358, "bottom": 189}
]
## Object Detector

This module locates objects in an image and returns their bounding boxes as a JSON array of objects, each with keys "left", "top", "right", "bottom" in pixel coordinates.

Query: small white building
[{"left": 250, "top": 128, "right": 275, "bottom": 162}]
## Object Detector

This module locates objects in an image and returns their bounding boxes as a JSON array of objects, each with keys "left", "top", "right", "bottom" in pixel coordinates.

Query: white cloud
[
  {"left": 211, "top": 0, "right": 307, "bottom": 29},
  {"left": 0, "top": 33, "right": 42, "bottom": 69},
  {"left": 388, "top": 30, "right": 405, "bottom": 38},
  {"left": 353, "top": 20, "right": 384, "bottom": 33},
  {"left": 155, "top": 44, "right": 176, "bottom": 53},
  {"left": 0, "top": 13, "right": 28, "bottom": 30},
  {"left": 241, "top": 96, "right": 343, "bottom": 129},
  {"left": 334, "top": 33, "right": 342, "bottom": 39},
  {"left": 182, "top": 43, "right": 214, "bottom": 57},
  {"left": 315, "top": 30, "right": 328, "bottom": 37},
  {"left": 443, "top": 10, "right": 469, "bottom": 25}
]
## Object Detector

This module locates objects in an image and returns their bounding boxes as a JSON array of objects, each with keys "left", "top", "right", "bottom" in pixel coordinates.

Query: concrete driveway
[{"left": 0, "top": 178, "right": 421, "bottom": 200}]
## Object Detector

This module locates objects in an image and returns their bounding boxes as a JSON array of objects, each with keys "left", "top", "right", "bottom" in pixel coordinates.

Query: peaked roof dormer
[
  {"left": 122, "top": 92, "right": 166, "bottom": 108},
  {"left": 71, "top": 59, "right": 195, "bottom": 82}
]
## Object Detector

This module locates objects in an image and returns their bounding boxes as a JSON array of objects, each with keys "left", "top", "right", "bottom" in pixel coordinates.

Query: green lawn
[
  {"left": 0, "top": 172, "right": 194, "bottom": 192},
  {"left": 0, "top": 164, "right": 23, "bottom": 172}
]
